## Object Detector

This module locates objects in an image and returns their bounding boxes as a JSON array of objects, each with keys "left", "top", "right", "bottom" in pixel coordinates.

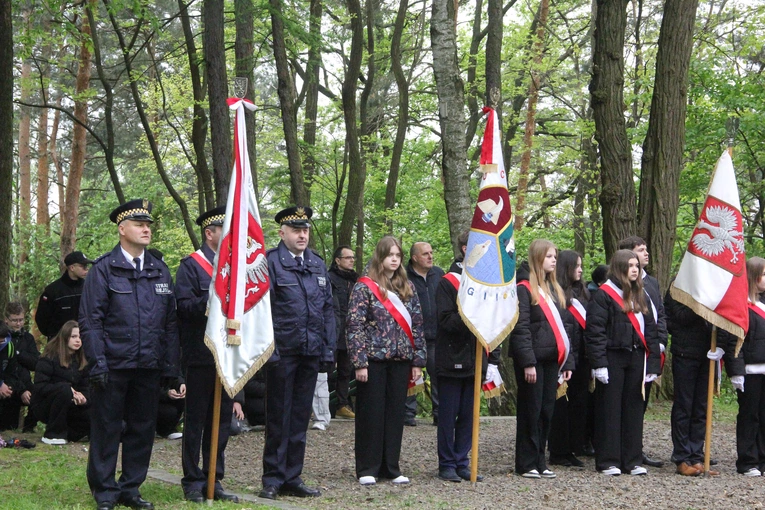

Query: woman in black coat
[
  {"left": 31, "top": 320, "right": 90, "bottom": 445},
  {"left": 548, "top": 250, "right": 590, "bottom": 467},
  {"left": 510, "top": 239, "right": 574, "bottom": 479},
  {"left": 584, "top": 250, "right": 660, "bottom": 476}
]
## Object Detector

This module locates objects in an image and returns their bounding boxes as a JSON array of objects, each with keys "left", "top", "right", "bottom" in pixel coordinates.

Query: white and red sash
[
  {"left": 443, "top": 272, "right": 460, "bottom": 290},
  {"left": 518, "top": 280, "right": 570, "bottom": 373},
  {"left": 190, "top": 250, "right": 213, "bottom": 277},
  {"left": 568, "top": 298, "right": 587, "bottom": 329},
  {"left": 358, "top": 276, "right": 414, "bottom": 347},
  {"left": 601, "top": 280, "right": 648, "bottom": 352},
  {"left": 748, "top": 300, "right": 765, "bottom": 322}
]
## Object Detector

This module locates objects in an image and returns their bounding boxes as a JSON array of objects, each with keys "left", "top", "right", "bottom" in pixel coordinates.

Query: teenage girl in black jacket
[
  {"left": 510, "top": 239, "right": 574, "bottom": 479},
  {"left": 548, "top": 250, "right": 590, "bottom": 467},
  {"left": 31, "top": 320, "right": 90, "bottom": 445},
  {"left": 585, "top": 250, "right": 660, "bottom": 476}
]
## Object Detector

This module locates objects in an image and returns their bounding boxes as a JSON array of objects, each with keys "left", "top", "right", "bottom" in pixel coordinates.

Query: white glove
[
  {"left": 731, "top": 375, "right": 745, "bottom": 392},
  {"left": 484, "top": 363, "right": 500, "bottom": 385},
  {"left": 644, "top": 374, "right": 658, "bottom": 383},
  {"left": 707, "top": 348, "right": 724, "bottom": 361},
  {"left": 592, "top": 367, "right": 609, "bottom": 385},
  {"left": 660, "top": 344, "right": 665, "bottom": 354}
]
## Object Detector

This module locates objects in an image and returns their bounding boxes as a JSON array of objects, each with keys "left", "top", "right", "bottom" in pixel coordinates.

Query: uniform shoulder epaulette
[
  {"left": 93, "top": 252, "right": 111, "bottom": 264},
  {"left": 309, "top": 249, "right": 325, "bottom": 262},
  {"left": 266, "top": 246, "right": 279, "bottom": 255}
]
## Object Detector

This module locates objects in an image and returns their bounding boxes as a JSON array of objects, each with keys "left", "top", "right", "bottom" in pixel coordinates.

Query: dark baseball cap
[{"left": 64, "top": 251, "right": 94, "bottom": 266}]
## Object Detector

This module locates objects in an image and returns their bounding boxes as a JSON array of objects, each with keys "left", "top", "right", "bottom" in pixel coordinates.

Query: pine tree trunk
[
  {"left": 18, "top": 47, "right": 32, "bottom": 264},
  {"left": 589, "top": 0, "right": 636, "bottom": 259},
  {"left": 638, "top": 0, "right": 700, "bottom": 292},
  {"left": 0, "top": 0, "right": 13, "bottom": 313}
]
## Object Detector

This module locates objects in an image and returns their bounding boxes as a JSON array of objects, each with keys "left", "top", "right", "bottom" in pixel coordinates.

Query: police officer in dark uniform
[
  {"left": 259, "top": 206, "right": 336, "bottom": 500},
  {"left": 79, "top": 199, "right": 181, "bottom": 510},
  {"left": 175, "top": 206, "right": 239, "bottom": 504},
  {"left": 36, "top": 251, "right": 93, "bottom": 340}
]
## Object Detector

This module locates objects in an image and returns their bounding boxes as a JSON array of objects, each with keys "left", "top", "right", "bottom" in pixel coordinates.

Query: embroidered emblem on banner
[{"left": 689, "top": 197, "right": 744, "bottom": 273}]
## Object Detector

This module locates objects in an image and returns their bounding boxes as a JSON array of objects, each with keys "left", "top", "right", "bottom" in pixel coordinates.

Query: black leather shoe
[
  {"left": 280, "top": 482, "right": 321, "bottom": 497},
  {"left": 117, "top": 495, "right": 154, "bottom": 510},
  {"left": 258, "top": 486, "right": 279, "bottom": 500},
  {"left": 96, "top": 502, "right": 114, "bottom": 510},
  {"left": 456, "top": 467, "right": 484, "bottom": 482},
  {"left": 213, "top": 489, "right": 240, "bottom": 503},
  {"left": 642, "top": 454, "right": 664, "bottom": 468},
  {"left": 568, "top": 454, "right": 585, "bottom": 467},
  {"left": 549, "top": 455, "right": 572, "bottom": 466},
  {"left": 404, "top": 417, "right": 417, "bottom": 427},
  {"left": 580, "top": 443, "right": 596, "bottom": 457},
  {"left": 438, "top": 467, "right": 462, "bottom": 482},
  {"left": 184, "top": 490, "right": 204, "bottom": 503}
]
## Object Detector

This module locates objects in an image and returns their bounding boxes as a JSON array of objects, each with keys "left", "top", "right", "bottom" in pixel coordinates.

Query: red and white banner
[
  {"left": 457, "top": 107, "right": 519, "bottom": 351},
  {"left": 204, "top": 98, "right": 274, "bottom": 398},
  {"left": 670, "top": 150, "right": 749, "bottom": 341}
]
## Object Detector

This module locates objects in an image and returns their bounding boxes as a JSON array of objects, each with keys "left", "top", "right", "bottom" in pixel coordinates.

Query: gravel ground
[{"left": 141, "top": 415, "right": 764, "bottom": 509}]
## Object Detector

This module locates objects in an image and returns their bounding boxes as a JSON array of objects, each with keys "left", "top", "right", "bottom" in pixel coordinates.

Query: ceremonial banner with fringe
[
  {"left": 670, "top": 150, "right": 749, "bottom": 344},
  {"left": 457, "top": 107, "right": 519, "bottom": 351},
  {"left": 204, "top": 98, "right": 274, "bottom": 398}
]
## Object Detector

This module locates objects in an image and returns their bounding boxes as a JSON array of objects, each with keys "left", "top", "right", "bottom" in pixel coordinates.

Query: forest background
[{"left": 0, "top": 0, "right": 763, "bottom": 412}]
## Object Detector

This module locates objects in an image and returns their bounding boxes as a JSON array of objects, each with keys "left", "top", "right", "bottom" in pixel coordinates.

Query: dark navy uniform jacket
[
  {"left": 79, "top": 244, "right": 180, "bottom": 377},
  {"left": 175, "top": 243, "right": 215, "bottom": 367},
  {"left": 267, "top": 241, "right": 336, "bottom": 362}
]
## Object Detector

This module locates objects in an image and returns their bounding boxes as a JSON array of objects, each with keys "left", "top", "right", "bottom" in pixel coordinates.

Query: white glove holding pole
[
  {"left": 592, "top": 367, "right": 609, "bottom": 385},
  {"left": 731, "top": 375, "right": 745, "bottom": 392},
  {"left": 644, "top": 374, "right": 658, "bottom": 383},
  {"left": 707, "top": 348, "right": 724, "bottom": 361}
]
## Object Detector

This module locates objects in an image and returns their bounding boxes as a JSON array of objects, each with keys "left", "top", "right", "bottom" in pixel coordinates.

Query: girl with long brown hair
[
  {"left": 346, "top": 236, "right": 426, "bottom": 486},
  {"left": 510, "top": 239, "right": 574, "bottom": 479},
  {"left": 585, "top": 250, "right": 661, "bottom": 475},
  {"left": 31, "top": 320, "right": 90, "bottom": 445}
]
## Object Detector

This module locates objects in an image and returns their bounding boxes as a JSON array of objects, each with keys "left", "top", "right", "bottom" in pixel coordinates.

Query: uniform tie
[
  {"left": 134, "top": 257, "right": 141, "bottom": 273},
  {"left": 295, "top": 256, "right": 303, "bottom": 268}
]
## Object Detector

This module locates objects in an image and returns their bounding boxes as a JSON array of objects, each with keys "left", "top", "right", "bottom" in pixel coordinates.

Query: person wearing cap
[
  {"left": 174, "top": 206, "right": 239, "bottom": 504},
  {"left": 79, "top": 199, "right": 181, "bottom": 510},
  {"left": 259, "top": 206, "right": 336, "bottom": 500},
  {"left": 36, "top": 250, "right": 93, "bottom": 340}
]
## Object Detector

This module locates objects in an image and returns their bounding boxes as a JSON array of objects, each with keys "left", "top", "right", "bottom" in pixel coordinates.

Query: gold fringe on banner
[{"left": 669, "top": 286, "right": 746, "bottom": 355}]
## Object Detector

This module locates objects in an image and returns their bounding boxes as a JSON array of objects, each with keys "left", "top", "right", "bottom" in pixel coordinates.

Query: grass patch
[{"left": 0, "top": 446, "right": 271, "bottom": 509}]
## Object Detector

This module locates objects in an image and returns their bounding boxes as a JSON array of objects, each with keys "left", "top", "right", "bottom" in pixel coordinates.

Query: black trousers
[
  {"left": 335, "top": 349, "right": 352, "bottom": 408},
  {"left": 405, "top": 339, "right": 438, "bottom": 420},
  {"left": 670, "top": 355, "right": 709, "bottom": 465},
  {"left": 513, "top": 359, "right": 558, "bottom": 474},
  {"left": 355, "top": 360, "right": 410, "bottom": 478},
  {"left": 87, "top": 369, "right": 161, "bottom": 504},
  {"left": 437, "top": 376, "right": 474, "bottom": 470},
  {"left": 593, "top": 349, "right": 645, "bottom": 472},
  {"left": 548, "top": 359, "right": 590, "bottom": 457},
  {"left": 156, "top": 398, "right": 184, "bottom": 437},
  {"left": 181, "top": 365, "right": 234, "bottom": 493},
  {"left": 262, "top": 355, "right": 319, "bottom": 488},
  {"left": 32, "top": 385, "right": 90, "bottom": 441},
  {"left": 0, "top": 394, "right": 36, "bottom": 431},
  {"left": 736, "top": 373, "right": 765, "bottom": 473}
]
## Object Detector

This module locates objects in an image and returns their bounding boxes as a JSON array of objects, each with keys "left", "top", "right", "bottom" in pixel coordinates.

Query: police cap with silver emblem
[
  {"left": 196, "top": 206, "right": 226, "bottom": 229},
  {"left": 275, "top": 206, "right": 312, "bottom": 228},
  {"left": 110, "top": 199, "right": 154, "bottom": 224}
]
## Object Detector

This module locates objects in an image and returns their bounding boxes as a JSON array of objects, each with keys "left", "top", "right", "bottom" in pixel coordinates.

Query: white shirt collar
[{"left": 121, "top": 246, "right": 145, "bottom": 269}]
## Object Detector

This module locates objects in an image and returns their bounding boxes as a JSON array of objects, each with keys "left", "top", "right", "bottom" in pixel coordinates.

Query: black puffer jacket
[
  {"left": 435, "top": 260, "right": 501, "bottom": 379},
  {"left": 509, "top": 262, "right": 575, "bottom": 370},
  {"left": 328, "top": 265, "right": 358, "bottom": 351},
  {"left": 724, "top": 304, "right": 765, "bottom": 377},
  {"left": 31, "top": 355, "right": 89, "bottom": 407},
  {"left": 584, "top": 279, "right": 661, "bottom": 374}
]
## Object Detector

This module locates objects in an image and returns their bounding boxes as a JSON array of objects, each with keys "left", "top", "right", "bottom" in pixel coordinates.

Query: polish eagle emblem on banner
[
  {"left": 689, "top": 199, "right": 745, "bottom": 269},
  {"left": 215, "top": 221, "right": 269, "bottom": 310}
]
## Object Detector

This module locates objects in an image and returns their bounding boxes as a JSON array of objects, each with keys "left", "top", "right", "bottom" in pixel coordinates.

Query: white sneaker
[
  {"left": 166, "top": 432, "right": 183, "bottom": 440},
  {"left": 41, "top": 437, "right": 67, "bottom": 445},
  {"left": 630, "top": 466, "right": 647, "bottom": 476},
  {"left": 540, "top": 469, "right": 556, "bottom": 479},
  {"left": 311, "top": 422, "right": 327, "bottom": 431},
  {"left": 743, "top": 467, "right": 762, "bottom": 477},
  {"left": 391, "top": 475, "right": 410, "bottom": 485},
  {"left": 601, "top": 466, "right": 621, "bottom": 476},
  {"left": 359, "top": 476, "right": 376, "bottom": 486},
  {"left": 521, "top": 469, "right": 541, "bottom": 479}
]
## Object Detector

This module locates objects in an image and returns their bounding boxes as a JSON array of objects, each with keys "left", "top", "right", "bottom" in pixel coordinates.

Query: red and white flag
[
  {"left": 457, "top": 107, "right": 519, "bottom": 351},
  {"left": 670, "top": 150, "right": 748, "bottom": 340},
  {"left": 204, "top": 98, "right": 274, "bottom": 397}
]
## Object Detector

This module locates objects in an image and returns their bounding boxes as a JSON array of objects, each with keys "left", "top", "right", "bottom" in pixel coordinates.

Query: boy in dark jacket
[
  {"left": 435, "top": 231, "right": 500, "bottom": 482},
  {"left": 0, "top": 303, "right": 37, "bottom": 431}
]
